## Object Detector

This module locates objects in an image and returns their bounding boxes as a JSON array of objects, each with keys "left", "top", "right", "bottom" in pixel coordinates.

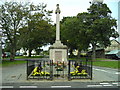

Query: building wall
[
  {"left": 105, "top": 40, "right": 120, "bottom": 52},
  {"left": 87, "top": 49, "right": 105, "bottom": 58}
]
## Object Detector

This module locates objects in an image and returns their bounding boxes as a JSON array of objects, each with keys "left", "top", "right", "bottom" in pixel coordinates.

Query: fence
[
  {"left": 68, "top": 57, "right": 92, "bottom": 80},
  {"left": 26, "top": 57, "right": 92, "bottom": 81},
  {"left": 53, "top": 61, "right": 67, "bottom": 78},
  {"left": 27, "top": 60, "right": 53, "bottom": 80}
]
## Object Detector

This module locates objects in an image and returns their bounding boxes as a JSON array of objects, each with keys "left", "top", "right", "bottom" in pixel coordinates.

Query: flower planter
[
  {"left": 54, "top": 74, "right": 60, "bottom": 77},
  {"left": 56, "top": 68, "right": 63, "bottom": 71}
]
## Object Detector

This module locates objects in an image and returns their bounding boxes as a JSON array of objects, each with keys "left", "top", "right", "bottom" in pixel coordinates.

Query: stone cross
[
  {"left": 55, "top": 4, "right": 61, "bottom": 41},
  {"left": 49, "top": 4, "right": 68, "bottom": 62}
]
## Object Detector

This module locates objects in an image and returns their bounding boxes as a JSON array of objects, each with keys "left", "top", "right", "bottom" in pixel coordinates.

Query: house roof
[{"left": 111, "top": 39, "right": 120, "bottom": 45}]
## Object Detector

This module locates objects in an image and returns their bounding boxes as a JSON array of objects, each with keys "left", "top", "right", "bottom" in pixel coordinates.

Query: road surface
[{"left": 0, "top": 61, "right": 119, "bottom": 88}]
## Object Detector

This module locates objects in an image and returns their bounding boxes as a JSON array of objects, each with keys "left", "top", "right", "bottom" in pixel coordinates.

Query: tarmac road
[{"left": 1, "top": 60, "right": 120, "bottom": 88}]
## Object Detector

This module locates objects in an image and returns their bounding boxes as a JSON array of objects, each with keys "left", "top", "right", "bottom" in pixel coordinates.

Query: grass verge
[
  {"left": 3, "top": 55, "right": 44, "bottom": 59},
  {"left": 68, "top": 57, "right": 112, "bottom": 61},
  {"left": 1, "top": 60, "right": 26, "bottom": 67},
  {"left": 1, "top": 57, "right": 119, "bottom": 69},
  {"left": 1, "top": 56, "right": 44, "bottom": 67},
  {"left": 93, "top": 61, "right": 119, "bottom": 69},
  {"left": 68, "top": 57, "right": 119, "bottom": 69},
  {"left": 15, "top": 56, "right": 44, "bottom": 59}
]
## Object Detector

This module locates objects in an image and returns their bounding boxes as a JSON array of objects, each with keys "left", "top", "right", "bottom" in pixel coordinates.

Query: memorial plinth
[{"left": 49, "top": 4, "right": 67, "bottom": 62}]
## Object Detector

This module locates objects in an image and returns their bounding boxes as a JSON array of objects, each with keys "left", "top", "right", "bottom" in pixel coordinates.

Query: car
[
  {"left": 16, "top": 52, "right": 23, "bottom": 56},
  {"left": 2, "top": 52, "right": 10, "bottom": 58}
]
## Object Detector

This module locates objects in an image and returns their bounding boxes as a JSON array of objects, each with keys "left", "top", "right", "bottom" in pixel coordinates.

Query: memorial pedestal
[{"left": 49, "top": 40, "right": 67, "bottom": 62}]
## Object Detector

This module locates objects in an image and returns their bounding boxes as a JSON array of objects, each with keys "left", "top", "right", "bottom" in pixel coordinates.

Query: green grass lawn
[
  {"left": 15, "top": 56, "right": 44, "bottom": 58},
  {"left": 1, "top": 60, "right": 26, "bottom": 67},
  {"left": 3, "top": 55, "right": 44, "bottom": 59},
  {"left": 68, "top": 57, "right": 119, "bottom": 69},
  {"left": 68, "top": 57, "right": 87, "bottom": 61},
  {"left": 1, "top": 57, "right": 119, "bottom": 69},
  {"left": 95, "top": 58, "right": 112, "bottom": 61},
  {"left": 1, "top": 55, "right": 44, "bottom": 67},
  {"left": 68, "top": 57, "right": 111, "bottom": 61},
  {"left": 93, "top": 61, "right": 119, "bottom": 69}
]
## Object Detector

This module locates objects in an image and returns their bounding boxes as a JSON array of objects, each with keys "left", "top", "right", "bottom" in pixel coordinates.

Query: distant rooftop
[{"left": 92, "top": 0, "right": 103, "bottom": 4}]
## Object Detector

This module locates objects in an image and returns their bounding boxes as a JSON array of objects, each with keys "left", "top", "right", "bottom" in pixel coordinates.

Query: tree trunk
[
  {"left": 0, "top": 44, "right": 2, "bottom": 61},
  {"left": 28, "top": 49, "right": 32, "bottom": 57},
  {"left": 77, "top": 49, "right": 81, "bottom": 59},
  {"left": 10, "top": 48, "right": 15, "bottom": 61},
  {"left": 92, "top": 44, "right": 96, "bottom": 61},
  {"left": 10, "top": 33, "right": 17, "bottom": 61}
]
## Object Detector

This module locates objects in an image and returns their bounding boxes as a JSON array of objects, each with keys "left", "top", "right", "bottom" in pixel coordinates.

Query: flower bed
[{"left": 54, "top": 61, "right": 67, "bottom": 71}]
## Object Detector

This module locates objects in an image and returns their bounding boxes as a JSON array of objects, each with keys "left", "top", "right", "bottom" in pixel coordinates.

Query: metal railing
[
  {"left": 26, "top": 60, "right": 53, "bottom": 80},
  {"left": 26, "top": 57, "right": 92, "bottom": 81},
  {"left": 68, "top": 57, "right": 92, "bottom": 80}
]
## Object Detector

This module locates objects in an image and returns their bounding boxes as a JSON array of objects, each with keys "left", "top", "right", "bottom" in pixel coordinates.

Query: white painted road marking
[
  {"left": 51, "top": 86, "right": 71, "bottom": 88},
  {"left": 0, "top": 86, "right": 14, "bottom": 88},
  {"left": 94, "top": 68, "right": 111, "bottom": 73},
  {"left": 20, "top": 86, "right": 37, "bottom": 88},
  {"left": 103, "top": 84, "right": 113, "bottom": 87},
  {"left": 100, "top": 83, "right": 109, "bottom": 85},
  {"left": 112, "top": 83, "right": 118, "bottom": 84},
  {"left": 116, "top": 84, "right": 120, "bottom": 86},
  {"left": 93, "top": 68, "right": 119, "bottom": 75},
  {"left": 87, "top": 85, "right": 102, "bottom": 87},
  {"left": 115, "top": 72, "right": 120, "bottom": 74}
]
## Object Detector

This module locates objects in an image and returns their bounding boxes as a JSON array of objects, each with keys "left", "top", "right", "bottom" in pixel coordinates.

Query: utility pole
[{"left": 118, "top": 1, "right": 120, "bottom": 43}]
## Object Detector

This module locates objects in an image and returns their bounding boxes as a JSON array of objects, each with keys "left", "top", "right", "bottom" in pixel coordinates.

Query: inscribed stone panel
[{"left": 55, "top": 51, "right": 62, "bottom": 62}]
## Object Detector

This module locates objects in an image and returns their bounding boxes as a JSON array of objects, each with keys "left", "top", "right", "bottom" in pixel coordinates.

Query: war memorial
[{"left": 26, "top": 4, "right": 92, "bottom": 81}]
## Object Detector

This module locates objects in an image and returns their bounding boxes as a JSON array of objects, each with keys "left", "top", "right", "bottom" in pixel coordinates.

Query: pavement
[{"left": 0, "top": 59, "right": 120, "bottom": 88}]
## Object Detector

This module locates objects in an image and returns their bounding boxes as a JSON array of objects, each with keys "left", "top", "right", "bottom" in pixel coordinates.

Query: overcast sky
[
  {"left": 32, "top": 0, "right": 118, "bottom": 23},
  {"left": 0, "top": 0, "right": 119, "bottom": 50},
  {"left": 1, "top": 0, "right": 119, "bottom": 23}
]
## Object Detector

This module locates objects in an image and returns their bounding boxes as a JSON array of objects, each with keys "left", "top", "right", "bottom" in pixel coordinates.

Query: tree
[
  {"left": 61, "top": 15, "right": 90, "bottom": 58},
  {"left": 19, "top": 19, "right": 53, "bottom": 57},
  {"left": 61, "top": 2, "right": 119, "bottom": 60},
  {"left": 61, "top": 17, "right": 77, "bottom": 57},
  {"left": 0, "top": 2, "right": 30, "bottom": 61},
  {"left": 19, "top": 4, "right": 53, "bottom": 57},
  {"left": 87, "top": 2, "right": 119, "bottom": 60}
]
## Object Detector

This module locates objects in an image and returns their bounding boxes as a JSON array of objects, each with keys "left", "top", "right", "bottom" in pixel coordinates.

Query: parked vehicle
[
  {"left": 16, "top": 52, "right": 23, "bottom": 56},
  {"left": 2, "top": 52, "right": 10, "bottom": 58}
]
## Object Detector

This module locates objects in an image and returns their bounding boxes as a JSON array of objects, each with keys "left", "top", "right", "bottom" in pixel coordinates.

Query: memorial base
[{"left": 49, "top": 40, "right": 68, "bottom": 62}]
